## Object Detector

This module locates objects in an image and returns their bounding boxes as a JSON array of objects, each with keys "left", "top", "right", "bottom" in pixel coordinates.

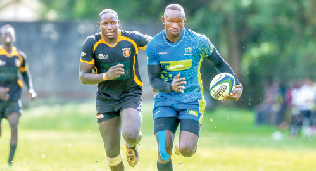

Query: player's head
[
  {"left": 162, "top": 4, "right": 186, "bottom": 38},
  {"left": 0, "top": 24, "right": 16, "bottom": 45},
  {"left": 98, "top": 9, "right": 120, "bottom": 40}
]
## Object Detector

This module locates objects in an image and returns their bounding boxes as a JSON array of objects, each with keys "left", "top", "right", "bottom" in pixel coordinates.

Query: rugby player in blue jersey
[
  {"left": 146, "top": 4, "right": 243, "bottom": 171},
  {"left": 79, "top": 9, "right": 151, "bottom": 171}
]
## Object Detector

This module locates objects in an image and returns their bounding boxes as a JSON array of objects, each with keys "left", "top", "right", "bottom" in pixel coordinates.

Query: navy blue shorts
[
  {"left": 153, "top": 96, "right": 205, "bottom": 136},
  {"left": 96, "top": 95, "right": 142, "bottom": 123},
  {"left": 0, "top": 100, "right": 21, "bottom": 120}
]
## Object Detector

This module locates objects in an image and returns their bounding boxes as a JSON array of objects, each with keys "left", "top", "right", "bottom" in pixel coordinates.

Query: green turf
[{"left": 0, "top": 102, "right": 315, "bottom": 171}]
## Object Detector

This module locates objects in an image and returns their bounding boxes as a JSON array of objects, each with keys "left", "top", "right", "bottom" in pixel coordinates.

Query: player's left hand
[
  {"left": 223, "top": 85, "right": 243, "bottom": 101},
  {"left": 29, "top": 89, "right": 37, "bottom": 100}
]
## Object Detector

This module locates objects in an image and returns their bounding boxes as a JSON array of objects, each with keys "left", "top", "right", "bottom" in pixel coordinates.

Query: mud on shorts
[
  {"left": 0, "top": 100, "right": 22, "bottom": 120},
  {"left": 96, "top": 94, "right": 142, "bottom": 123},
  {"left": 153, "top": 96, "right": 205, "bottom": 137}
]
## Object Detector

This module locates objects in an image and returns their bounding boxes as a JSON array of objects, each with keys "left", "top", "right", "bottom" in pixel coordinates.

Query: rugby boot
[{"left": 125, "top": 143, "right": 139, "bottom": 167}]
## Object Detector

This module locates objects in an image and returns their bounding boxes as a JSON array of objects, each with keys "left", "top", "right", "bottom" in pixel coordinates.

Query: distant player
[
  {"left": 146, "top": 4, "right": 243, "bottom": 171},
  {"left": 0, "top": 24, "right": 37, "bottom": 166},
  {"left": 79, "top": 9, "right": 151, "bottom": 170}
]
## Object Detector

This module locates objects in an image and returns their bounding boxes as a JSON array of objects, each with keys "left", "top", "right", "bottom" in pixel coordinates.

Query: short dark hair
[
  {"left": 164, "top": 4, "right": 185, "bottom": 17},
  {"left": 99, "top": 9, "right": 118, "bottom": 21}
]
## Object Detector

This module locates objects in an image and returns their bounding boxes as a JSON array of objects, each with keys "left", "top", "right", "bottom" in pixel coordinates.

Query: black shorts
[
  {"left": 96, "top": 95, "right": 142, "bottom": 123},
  {"left": 0, "top": 100, "right": 21, "bottom": 120},
  {"left": 154, "top": 117, "right": 201, "bottom": 137}
]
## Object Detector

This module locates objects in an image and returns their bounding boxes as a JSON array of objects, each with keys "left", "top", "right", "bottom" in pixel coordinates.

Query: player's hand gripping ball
[{"left": 210, "top": 73, "right": 235, "bottom": 100}]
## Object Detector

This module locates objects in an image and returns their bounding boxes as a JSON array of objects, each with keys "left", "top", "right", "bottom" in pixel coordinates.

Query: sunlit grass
[{"left": 0, "top": 102, "right": 315, "bottom": 171}]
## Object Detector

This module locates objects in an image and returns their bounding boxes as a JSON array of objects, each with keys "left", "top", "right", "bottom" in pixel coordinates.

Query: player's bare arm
[
  {"left": 21, "top": 70, "right": 37, "bottom": 100},
  {"left": 79, "top": 62, "right": 124, "bottom": 85}
]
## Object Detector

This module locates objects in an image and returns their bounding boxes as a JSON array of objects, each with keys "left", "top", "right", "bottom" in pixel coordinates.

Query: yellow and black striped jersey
[
  {"left": 0, "top": 45, "right": 28, "bottom": 100},
  {"left": 80, "top": 30, "right": 150, "bottom": 100}
]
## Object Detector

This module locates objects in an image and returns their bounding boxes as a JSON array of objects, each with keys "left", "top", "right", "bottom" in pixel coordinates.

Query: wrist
[
  {"left": 103, "top": 73, "right": 108, "bottom": 80},
  {"left": 235, "top": 85, "right": 243, "bottom": 88}
]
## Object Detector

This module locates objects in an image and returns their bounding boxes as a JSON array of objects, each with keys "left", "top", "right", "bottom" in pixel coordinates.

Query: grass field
[{"left": 0, "top": 102, "right": 315, "bottom": 171}]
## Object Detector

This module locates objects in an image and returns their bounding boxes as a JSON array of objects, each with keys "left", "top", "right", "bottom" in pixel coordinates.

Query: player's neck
[
  {"left": 101, "top": 33, "right": 118, "bottom": 46},
  {"left": 165, "top": 35, "right": 180, "bottom": 43},
  {"left": 1, "top": 44, "right": 12, "bottom": 53}
]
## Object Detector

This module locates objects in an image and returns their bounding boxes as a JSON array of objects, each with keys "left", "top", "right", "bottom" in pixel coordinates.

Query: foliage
[{"left": 38, "top": 0, "right": 316, "bottom": 107}]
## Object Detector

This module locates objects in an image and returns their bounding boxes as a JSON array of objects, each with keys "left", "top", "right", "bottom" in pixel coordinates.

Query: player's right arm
[
  {"left": 146, "top": 42, "right": 186, "bottom": 93},
  {"left": 79, "top": 36, "right": 124, "bottom": 85},
  {"left": 79, "top": 62, "right": 124, "bottom": 85}
]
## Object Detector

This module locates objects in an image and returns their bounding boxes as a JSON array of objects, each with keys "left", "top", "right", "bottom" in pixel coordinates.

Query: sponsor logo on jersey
[
  {"left": 0, "top": 59, "right": 6, "bottom": 66},
  {"left": 98, "top": 54, "right": 108, "bottom": 59},
  {"left": 158, "top": 52, "right": 167, "bottom": 54},
  {"left": 97, "top": 113, "right": 104, "bottom": 119},
  {"left": 122, "top": 48, "right": 131, "bottom": 57},
  {"left": 81, "top": 52, "right": 86, "bottom": 57},
  {"left": 15, "top": 59, "right": 21, "bottom": 67},
  {"left": 169, "top": 65, "right": 184, "bottom": 70}
]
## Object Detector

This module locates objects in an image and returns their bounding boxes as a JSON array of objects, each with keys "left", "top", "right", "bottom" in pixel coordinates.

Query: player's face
[
  {"left": 162, "top": 10, "right": 186, "bottom": 38},
  {"left": 98, "top": 13, "right": 119, "bottom": 40},
  {"left": 0, "top": 28, "right": 14, "bottom": 45}
]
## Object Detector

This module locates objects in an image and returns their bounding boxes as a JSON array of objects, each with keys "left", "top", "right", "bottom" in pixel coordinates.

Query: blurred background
[
  {"left": 1, "top": 0, "right": 316, "bottom": 170},
  {"left": 1, "top": 0, "right": 316, "bottom": 137}
]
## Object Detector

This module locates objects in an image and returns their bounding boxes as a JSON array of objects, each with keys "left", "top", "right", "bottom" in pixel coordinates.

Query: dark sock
[
  {"left": 8, "top": 144, "right": 17, "bottom": 165},
  {"left": 157, "top": 159, "right": 173, "bottom": 171}
]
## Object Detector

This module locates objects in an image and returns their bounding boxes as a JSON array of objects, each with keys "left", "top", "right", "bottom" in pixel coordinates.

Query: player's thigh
[
  {"left": 120, "top": 100, "right": 142, "bottom": 134},
  {"left": 6, "top": 112, "right": 20, "bottom": 126},
  {"left": 178, "top": 119, "right": 200, "bottom": 152},
  {"left": 154, "top": 117, "right": 179, "bottom": 152},
  {"left": 5, "top": 101, "right": 21, "bottom": 126},
  {"left": 98, "top": 114, "right": 121, "bottom": 151}
]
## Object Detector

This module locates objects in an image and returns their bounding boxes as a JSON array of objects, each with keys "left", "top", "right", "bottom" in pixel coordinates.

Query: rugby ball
[{"left": 210, "top": 73, "right": 235, "bottom": 100}]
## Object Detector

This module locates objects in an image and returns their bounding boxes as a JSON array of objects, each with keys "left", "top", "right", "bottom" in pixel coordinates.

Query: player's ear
[
  {"left": 183, "top": 18, "right": 186, "bottom": 24},
  {"left": 161, "top": 16, "right": 165, "bottom": 24},
  {"left": 97, "top": 22, "right": 101, "bottom": 29},
  {"left": 117, "top": 20, "right": 120, "bottom": 26}
]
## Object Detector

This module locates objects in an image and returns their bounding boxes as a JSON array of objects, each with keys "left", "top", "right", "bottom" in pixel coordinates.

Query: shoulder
[
  {"left": 120, "top": 30, "right": 150, "bottom": 40},
  {"left": 83, "top": 33, "right": 101, "bottom": 46},
  {"left": 15, "top": 48, "right": 27, "bottom": 59},
  {"left": 148, "top": 31, "right": 165, "bottom": 46},
  {"left": 185, "top": 28, "right": 210, "bottom": 43}
]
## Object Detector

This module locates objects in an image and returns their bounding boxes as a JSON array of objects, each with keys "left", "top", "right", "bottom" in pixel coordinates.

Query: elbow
[{"left": 79, "top": 73, "right": 88, "bottom": 85}]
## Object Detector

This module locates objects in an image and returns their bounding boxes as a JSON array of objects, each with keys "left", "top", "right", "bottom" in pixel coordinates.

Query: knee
[
  {"left": 104, "top": 145, "right": 121, "bottom": 158},
  {"left": 179, "top": 142, "right": 196, "bottom": 157},
  {"left": 164, "top": 141, "right": 173, "bottom": 154},
  {"left": 122, "top": 129, "right": 141, "bottom": 144}
]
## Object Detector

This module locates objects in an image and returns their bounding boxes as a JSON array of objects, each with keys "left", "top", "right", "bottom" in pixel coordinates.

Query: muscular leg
[
  {"left": 178, "top": 131, "right": 198, "bottom": 157},
  {"left": 155, "top": 130, "right": 174, "bottom": 163},
  {"left": 121, "top": 108, "right": 142, "bottom": 147},
  {"left": 7, "top": 112, "right": 20, "bottom": 165},
  {"left": 155, "top": 130, "right": 174, "bottom": 171},
  {"left": 98, "top": 116, "right": 124, "bottom": 171}
]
